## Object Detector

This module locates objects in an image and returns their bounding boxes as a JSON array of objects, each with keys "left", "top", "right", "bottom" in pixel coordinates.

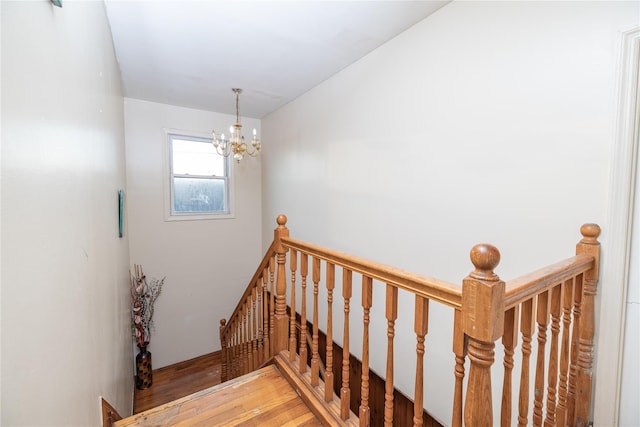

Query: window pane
[
  {"left": 172, "top": 137, "right": 224, "bottom": 176},
  {"left": 173, "top": 177, "right": 227, "bottom": 213}
]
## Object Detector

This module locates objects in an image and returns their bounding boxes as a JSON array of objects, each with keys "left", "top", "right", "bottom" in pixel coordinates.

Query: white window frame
[{"left": 163, "top": 129, "right": 234, "bottom": 221}]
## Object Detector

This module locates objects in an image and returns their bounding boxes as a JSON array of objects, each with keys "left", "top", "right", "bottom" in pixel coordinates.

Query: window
[{"left": 167, "top": 132, "right": 231, "bottom": 219}]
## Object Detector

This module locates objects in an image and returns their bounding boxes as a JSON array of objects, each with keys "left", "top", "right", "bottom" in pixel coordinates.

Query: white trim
[{"left": 595, "top": 27, "right": 640, "bottom": 426}]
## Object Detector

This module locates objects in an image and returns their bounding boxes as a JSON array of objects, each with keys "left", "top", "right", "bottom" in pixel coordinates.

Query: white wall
[
  {"left": 124, "top": 98, "right": 262, "bottom": 368},
  {"left": 262, "top": 1, "right": 638, "bottom": 424},
  {"left": 1, "top": 1, "right": 132, "bottom": 425}
]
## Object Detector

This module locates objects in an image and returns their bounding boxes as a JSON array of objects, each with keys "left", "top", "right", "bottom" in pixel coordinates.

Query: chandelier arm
[
  {"left": 214, "top": 140, "right": 232, "bottom": 157},
  {"left": 245, "top": 143, "right": 261, "bottom": 157}
]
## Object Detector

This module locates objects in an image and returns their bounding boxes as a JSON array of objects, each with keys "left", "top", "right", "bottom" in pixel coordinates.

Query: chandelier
[{"left": 212, "top": 88, "right": 260, "bottom": 164}]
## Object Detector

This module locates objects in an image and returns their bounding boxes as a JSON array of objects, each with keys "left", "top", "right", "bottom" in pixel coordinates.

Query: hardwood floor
[
  {"left": 134, "top": 351, "right": 223, "bottom": 413},
  {"left": 119, "top": 364, "right": 321, "bottom": 427}
]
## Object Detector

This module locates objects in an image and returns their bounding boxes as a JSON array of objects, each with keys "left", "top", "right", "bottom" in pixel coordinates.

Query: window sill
[{"left": 164, "top": 212, "right": 235, "bottom": 222}]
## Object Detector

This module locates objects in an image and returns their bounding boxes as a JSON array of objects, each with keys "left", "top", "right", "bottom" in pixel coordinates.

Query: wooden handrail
[
  {"left": 220, "top": 241, "right": 276, "bottom": 339},
  {"left": 504, "top": 254, "right": 594, "bottom": 309},
  {"left": 281, "top": 236, "right": 462, "bottom": 308}
]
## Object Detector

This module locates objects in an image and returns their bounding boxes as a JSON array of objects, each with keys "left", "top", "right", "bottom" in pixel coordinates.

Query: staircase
[{"left": 116, "top": 215, "right": 601, "bottom": 427}]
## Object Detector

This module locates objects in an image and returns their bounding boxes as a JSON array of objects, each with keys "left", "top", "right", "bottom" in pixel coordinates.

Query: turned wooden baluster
[
  {"left": 341, "top": 268, "right": 353, "bottom": 420},
  {"left": 359, "top": 276, "right": 373, "bottom": 427},
  {"left": 567, "top": 274, "right": 583, "bottom": 424},
  {"left": 384, "top": 284, "right": 398, "bottom": 427},
  {"left": 272, "top": 214, "right": 290, "bottom": 354},
  {"left": 252, "top": 287, "right": 259, "bottom": 370},
  {"left": 544, "top": 284, "right": 562, "bottom": 427},
  {"left": 226, "top": 325, "right": 231, "bottom": 379},
  {"left": 237, "top": 316, "right": 241, "bottom": 375},
  {"left": 231, "top": 324, "right": 237, "bottom": 378},
  {"left": 575, "top": 224, "right": 600, "bottom": 427},
  {"left": 245, "top": 300, "right": 251, "bottom": 373},
  {"left": 237, "top": 318, "right": 242, "bottom": 376},
  {"left": 237, "top": 316, "right": 243, "bottom": 376},
  {"left": 299, "top": 254, "right": 309, "bottom": 373},
  {"left": 238, "top": 305, "right": 245, "bottom": 375},
  {"left": 518, "top": 298, "right": 536, "bottom": 427},
  {"left": 311, "top": 257, "right": 321, "bottom": 386},
  {"left": 533, "top": 290, "right": 550, "bottom": 427},
  {"left": 289, "top": 249, "right": 298, "bottom": 362},
  {"left": 237, "top": 316, "right": 242, "bottom": 376},
  {"left": 556, "top": 278, "right": 574, "bottom": 427},
  {"left": 251, "top": 294, "right": 257, "bottom": 371},
  {"left": 227, "top": 328, "right": 232, "bottom": 377},
  {"left": 501, "top": 306, "right": 519, "bottom": 427},
  {"left": 462, "top": 244, "right": 505, "bottom": 427},
  {"left": 325, "top": 263, "right": 336, "bottom": 402},
  {"left": 243, "top": 301, "right": 250, "bottom": 374},
  {"left": 413, "top": 295, "right": 429, "bottom": 427},
  {"left": 227, "top": 321, "right": 233, "bottom": 378},
  {"left": 262, "top": 270, "right": 270, "bottom": 361},
  {"left": 245, "top": 293, "right": 251, "bottom": 373},
  {"left": 231, "top": 319, "right": 238, "bottom": 378},
  {"left": 233, "top": 319, "right": 239, "bottom": 377},
  {"left": 269, "top": 256, "right": 276, "bottom": 352},
  {"left": 219, "top": 319, "right": 228, "bottom": 382},
  {"left": 451, "top": 309, "right": 465, "bottom": 427},
  {"left": 244, "top": 295, "right": 253, "bottom": 372},
  {"left": 257, "top": 276, "right": 264, "bottom": 366}
]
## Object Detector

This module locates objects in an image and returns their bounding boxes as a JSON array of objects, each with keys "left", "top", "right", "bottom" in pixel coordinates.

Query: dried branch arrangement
[{"left": 130, "top": 264, "right": 165, "bottom": 348}]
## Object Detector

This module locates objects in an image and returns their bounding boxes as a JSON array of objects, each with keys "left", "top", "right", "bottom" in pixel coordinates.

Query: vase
[{"left": 135, "top": 346, "right": 153, "bottom": 390}]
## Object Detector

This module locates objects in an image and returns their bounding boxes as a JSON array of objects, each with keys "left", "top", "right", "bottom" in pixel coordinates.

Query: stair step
[{"left": 115, "top": 365, "right": 322, "bottom": 426}]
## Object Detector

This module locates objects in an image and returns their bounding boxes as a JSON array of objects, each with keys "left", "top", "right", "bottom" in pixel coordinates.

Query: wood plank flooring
[
  {"left": 134, "top": 352, "right": 223, "bottom": 413},
  {"left": 117, "top": 365, "right": 322, "bottom": 427}
]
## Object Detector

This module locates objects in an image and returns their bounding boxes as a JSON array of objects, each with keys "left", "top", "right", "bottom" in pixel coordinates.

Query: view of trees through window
[
  {"left": 173, "top": 177, "right": 226, "bottom": 213},
  {"left": 169, "top": 133, "right": 229, "bottom": 215}
]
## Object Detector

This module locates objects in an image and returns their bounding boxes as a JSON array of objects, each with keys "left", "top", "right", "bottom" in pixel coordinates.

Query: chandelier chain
[{"left": 235, "top": 91, "right": 240, "bottom": 124}]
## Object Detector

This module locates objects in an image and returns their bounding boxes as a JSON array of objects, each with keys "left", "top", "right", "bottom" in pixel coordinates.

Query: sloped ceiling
[{"left": 104, "top": 1, "right": 450, "bottom": 118}]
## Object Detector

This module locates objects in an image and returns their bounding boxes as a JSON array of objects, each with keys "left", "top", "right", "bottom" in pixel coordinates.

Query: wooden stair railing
[
  {"left": 220, "top": 215, "right": 600, "bottom": 427},
  {"left": 219, "top": 241, "right": 277, "bottom": 382},
  {"left": 499, "top": 223, "right": 601, "bottom": 427}
]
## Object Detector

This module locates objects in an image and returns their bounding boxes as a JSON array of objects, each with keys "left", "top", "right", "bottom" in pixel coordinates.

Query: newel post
[
  {"left": 574, "top": 223, "right": 601, "bottom": 427},
  {"left": 462, "top": 244, "right": 505, "bottom": 426},
  {"left": 272, "top": 214, "right": 290, "bottom": 354}
]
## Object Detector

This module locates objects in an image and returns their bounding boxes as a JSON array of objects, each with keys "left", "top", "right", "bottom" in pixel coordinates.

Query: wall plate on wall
[{"left": 118, "top": 189, "right": 125, "bottom": 238}]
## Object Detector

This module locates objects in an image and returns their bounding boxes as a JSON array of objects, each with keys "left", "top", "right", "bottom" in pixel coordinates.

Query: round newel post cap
[
  {"left": 469, "top": 243, "right": 501, "bottom": 281},
  {"left": 219, "top": 319, "right": 226, "bottom": 327},
  {"left": 276, "top": 214, "right": 287, "bottom": 226},
  {"left": 580, "top": 223, "right": 601, "bottom": 243}
]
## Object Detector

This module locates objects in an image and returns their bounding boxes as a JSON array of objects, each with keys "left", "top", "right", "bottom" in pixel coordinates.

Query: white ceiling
[{"left": 104, "top": 1, "right": 450, "bottom": 118}]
